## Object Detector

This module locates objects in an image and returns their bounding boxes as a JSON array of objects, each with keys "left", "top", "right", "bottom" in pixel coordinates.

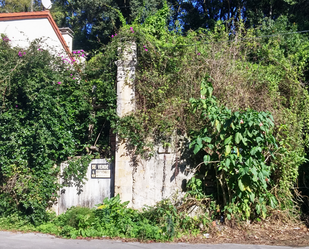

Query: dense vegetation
[
  {"left": 1, "top": 0, "right": 309, "bottom": 50},
  {"left": 0, "top": 195, "right": 214, "bottom": 240},
  {"left": 0, "top": 36, "right": 117, "bottom": 224},
  {"left": 1, "top": 0, "right": 309, "bottom": 240},
  {"left": 110, "top": 4, "right": 309, "bottom": 220}
]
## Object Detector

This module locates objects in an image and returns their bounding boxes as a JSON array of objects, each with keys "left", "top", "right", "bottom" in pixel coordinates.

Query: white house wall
[{"left": 0, "top": 18, "right": 67, "bottom": 55}]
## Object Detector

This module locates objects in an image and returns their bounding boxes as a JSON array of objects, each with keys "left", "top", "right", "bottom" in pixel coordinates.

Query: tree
[
  {"left": 0, "top": 0, "right": 43, "bottom": 12},
  {"left": 51, "top": 0, "right": 165, "bottom": 51}
]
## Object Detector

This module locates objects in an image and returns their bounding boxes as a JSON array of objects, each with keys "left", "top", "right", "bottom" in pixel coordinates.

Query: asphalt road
[{"left": 0, "top": 231, "right": 306, "bottom": 249}]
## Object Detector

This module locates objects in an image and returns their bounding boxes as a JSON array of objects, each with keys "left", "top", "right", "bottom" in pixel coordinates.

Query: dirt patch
[
  {"left": 174, "top": 212, "right": 309, "bottom": 247},
  {"left": 174, "top": 224, "right": 308, "bottom": 247},
  {"left": 92, "top": 217, "right": 309, "bottom": 246}
]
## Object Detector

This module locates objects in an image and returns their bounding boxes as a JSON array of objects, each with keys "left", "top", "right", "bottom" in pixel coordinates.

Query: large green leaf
[
  {"left": 238, "top": 179, "right": 245, "bottom": 191},
  {"left": 193, "top": 144, "right": 203, "bottom": 154},
  {"left": 250, "top": 147, "right": 261, "bottom": 155},
  {"left": 249, "top": 192, "right": 255, "bottom": 203},
  {"left": 203, "top": 155, "right": 210, "bottom": 164},
  {"left": 224, "top": 135, "right": 232, "bottom": 145},
  {"left": 202, "top": 136, "right": 212, "bottom": 143},
  {"left": 215, "top": 120, "right": 221, "bottom": 132},
  {"left": 235, "top": 132, "right": 242, "bottom": 144},
  {"left": 225, "top": 145, "right": 231, "bottom": 156},
  {"left": 269, "top": 196, "right": 277, "bottom": 208},
  {"left": 225, "top": 158, "right": 230, "bottom": 168},
  {"left": 196, "top": 136, "right": 202, "bottom": 147}
]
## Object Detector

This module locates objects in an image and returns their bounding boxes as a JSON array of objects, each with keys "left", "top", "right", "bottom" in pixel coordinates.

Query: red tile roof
[{"left": 0, "top": 11, "right": 72, "bottom": 58}]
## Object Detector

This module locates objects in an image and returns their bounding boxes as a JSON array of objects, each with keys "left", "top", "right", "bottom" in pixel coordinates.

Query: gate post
[{"left": 114, "top": 42, "right": 137, "bottom": 204}]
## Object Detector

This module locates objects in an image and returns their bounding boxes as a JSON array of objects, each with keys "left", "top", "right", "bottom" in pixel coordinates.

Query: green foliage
[
  {"left": 1, "top": 1, "right": 309, "bottom": 228},
  {"left": 94, "top": 194, "right": 166, "bottom": 240},
  {"left": 0, "top": 0, "right": 43, "bottom": 12},
  {"left": 61, "top": 156, "right": 92, "bottom": 193},
  {"left": 190, "top": 78, "right": 284, "bottom": 220},
  {"left": 49, "top": 0, "right": 309, "bottom": 51},
  {"left": 0, "top": 195, "right": 212, "bottom": 240},
  {"left": 54, "top": 206, "right": 96, "bottom": 237},
  {"left": 0, "top": 38, "right": 101, "bottom": 223},
  {"left": 87, "top": 4, "right": 309, "bottom": 219},
  {"left": 185, "top": 177, "right": 207, "bottom": 200}
]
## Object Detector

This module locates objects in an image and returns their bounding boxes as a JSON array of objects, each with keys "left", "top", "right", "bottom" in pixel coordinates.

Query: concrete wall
[
  {"left": 130, "top": 147, "right": 194, "bottom": 209},
  {"left": 114, "top": 43, "right": 194, "bottom": 209},
  {"left": 53, "top": 42, "right": 193, "bottom": 213}
]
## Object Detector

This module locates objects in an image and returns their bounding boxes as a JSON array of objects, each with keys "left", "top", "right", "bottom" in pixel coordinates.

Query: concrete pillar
[{"left": 114, "top": 42, "right": 137, "bottom": 204}]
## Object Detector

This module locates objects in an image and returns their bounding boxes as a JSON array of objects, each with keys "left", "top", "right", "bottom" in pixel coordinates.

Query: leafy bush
[
  {"left": 95, "top": 194, "right": 165, "bottom": 240},
  {"left": 0, "top": 195, "right": 212, "bottom": 240},
  {"left": 190, "top": 78, "right": 283, "bottom": 220},
  {"left": 0, "top": 37, "right": 94, "bottom": 223},
  {"left": 101, "top": 6, "right": 309, "bottom": 219},
  {"left": 55, "top": 206, "right": 95, "bottom": 229}
]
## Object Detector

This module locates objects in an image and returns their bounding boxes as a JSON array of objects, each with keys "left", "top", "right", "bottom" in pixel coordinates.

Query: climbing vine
[
  {"left": 98, "top": 4, "right": 309, "bottom": 217},
  {"left": 1, "top": 1, "right": 309, "bottom": 223}
]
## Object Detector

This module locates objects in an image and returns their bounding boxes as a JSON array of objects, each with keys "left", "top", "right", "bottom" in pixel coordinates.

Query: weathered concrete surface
[
  {"left": 0, "top": 231, "right": 306, "bottom": 249},
  {"left": 114, "top": 42, "right": 137, "bottom": 205},
  {"left": 53, "top": 159, "right": 113, "bottom": 215},
  {"left": 114, "top": 42, "right": 193, "bottom": 209},
  {"left": 131, "top": 148, "right": 193, "bottom": 208}
]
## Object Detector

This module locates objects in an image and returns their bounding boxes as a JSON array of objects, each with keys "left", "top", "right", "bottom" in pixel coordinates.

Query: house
[{"left": 0, "top": 11, "right": 73, "bottom": 58}]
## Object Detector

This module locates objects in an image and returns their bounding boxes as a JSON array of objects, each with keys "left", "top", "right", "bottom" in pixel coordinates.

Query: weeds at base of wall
[
  {"left": 0, "top": 195, "right": 212, "bottom": 241},
  {"left": 0, "top": 194, "right": 302, "bottom": 242}
]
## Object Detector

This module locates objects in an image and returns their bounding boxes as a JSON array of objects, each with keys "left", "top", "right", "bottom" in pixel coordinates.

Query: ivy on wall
[
  {"left": 98, "top": 3, "right": 309, "bottom": 218},
  {"left": 1, "top": 1, "right": 309, "bottom": 222}
]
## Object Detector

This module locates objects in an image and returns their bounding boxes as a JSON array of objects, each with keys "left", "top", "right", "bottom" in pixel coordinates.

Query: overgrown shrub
[
  {"left": 0, "top": 36, "right": 95, "bottom": 223},
  {"left": 0, "top": 195, "right": 212, "bottom": 240},
  {"left": 101, "top": 5, "right": 309, "bottom": 218}
]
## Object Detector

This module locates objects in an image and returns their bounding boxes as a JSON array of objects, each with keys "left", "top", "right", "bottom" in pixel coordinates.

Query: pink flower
[
  {"left": 57, "top": 82, "right": 61, "bottom": 84},
  {"left": 73, "top": 78, "right": 75, "bottom": 80},
  {"left": 111, "top": 35, "right": 114, "bottom": 38},
  {"left": 259, "top": 122, "right": 263, "bottom": 127},
  {"left": 197, "top": 52, "right": 201, "bottom": 55},
  {"left": 115, "top": 33, "right": 117, "bottom": 36},
  {"left": 70, "top": 74, "right": 73, "bottom": 76},
  {"left": 145, "top": 49, "right": 148, "bottom": 51},
  {"left": 73, "top": 51, "right": 76, "bottom": 54},
  {"left": 144, "top": 45, "right": 146, "bottom": 48},
  {"left": 15, "top": 105, "right": 18, "bottom": 107},
  {"left": 240, "top": 119, "right": 244, "bottom": 124}
]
